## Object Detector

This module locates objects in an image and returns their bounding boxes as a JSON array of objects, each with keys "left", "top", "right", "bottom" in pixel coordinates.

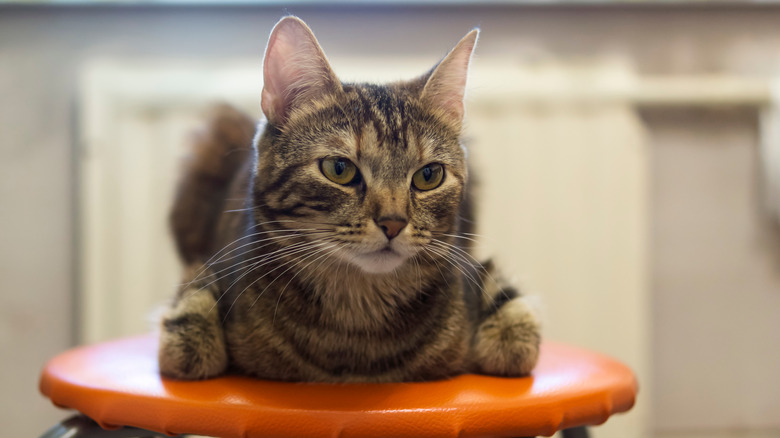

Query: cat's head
[{"left": 253, "top": 16, "right": 477, "bottom": 274}]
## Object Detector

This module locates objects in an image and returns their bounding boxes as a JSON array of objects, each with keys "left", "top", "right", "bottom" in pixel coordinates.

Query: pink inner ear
[
  {"left": 260, "top": 30, "right": 287, "bottom": 119},
  {"left": 261, "top": 21, "right": 303, "bottom": 122},
  {"left": 260, "top": 17, "right": 339, "bottom": 124},
  {"left": 433, "top": 61, "right": 470, "bottom": 120},
  {"left": 422, "top": 30, "right": 478, "bottom": 125}
]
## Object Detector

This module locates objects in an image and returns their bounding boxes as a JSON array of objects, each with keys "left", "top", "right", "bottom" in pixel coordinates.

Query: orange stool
[{"left": 39, "top": 334, "right": 637, "bottom": 438}]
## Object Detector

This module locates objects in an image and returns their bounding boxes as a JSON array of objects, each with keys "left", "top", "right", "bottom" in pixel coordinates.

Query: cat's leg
[
  {"left": 158, "top": 264, "right": 228, "bottom": 380},
  {"left": 470, "top": 260, "right": 541, "bottom": 377}
]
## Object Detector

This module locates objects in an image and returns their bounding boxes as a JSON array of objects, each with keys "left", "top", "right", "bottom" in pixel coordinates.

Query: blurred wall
[
  {"left": 649, "top": 108, "right": 780, "bottom": 433},
  {"left": 2, "top": 4, "right": 780, "bottom": 437}
]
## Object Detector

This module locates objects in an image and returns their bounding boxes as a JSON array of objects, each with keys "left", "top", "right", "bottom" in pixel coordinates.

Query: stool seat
[{"left": 40, "top": 334, "right": 637, "bottom": 438}]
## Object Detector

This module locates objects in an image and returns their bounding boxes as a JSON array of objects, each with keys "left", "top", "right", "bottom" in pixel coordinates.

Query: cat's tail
[{"left": 170, "top": 104, "right": 256, "bottom": 265}]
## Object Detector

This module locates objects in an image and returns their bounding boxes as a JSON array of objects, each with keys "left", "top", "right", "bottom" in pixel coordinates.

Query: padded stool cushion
[{"left": 40, "top": 335, "right": 636, "bottom": 437}]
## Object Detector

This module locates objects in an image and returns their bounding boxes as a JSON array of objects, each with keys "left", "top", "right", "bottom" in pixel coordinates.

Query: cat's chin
[{"left": 350, "top": 248, "right": 407, "bottom": 274}]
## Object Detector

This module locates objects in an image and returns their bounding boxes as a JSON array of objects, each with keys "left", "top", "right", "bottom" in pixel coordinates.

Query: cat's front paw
[
  {"left": 158, "top": 278, "right": 227, "bottom": 380},
  {"left": 472, "top": 296, "right": 541, "bottom": 377}
]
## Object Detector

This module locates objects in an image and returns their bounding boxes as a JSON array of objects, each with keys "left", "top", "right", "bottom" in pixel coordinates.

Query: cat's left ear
[{"left": 421, "top": 28, "right": 479, "bottom": 127}]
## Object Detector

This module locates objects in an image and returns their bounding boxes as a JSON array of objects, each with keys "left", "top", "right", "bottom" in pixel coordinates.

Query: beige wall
[
  {"left": 3, "top": 4, "right": 780, "bottom": 437},
  {"left": 649, "top": 108, "right": 780, "bottom": 432}
]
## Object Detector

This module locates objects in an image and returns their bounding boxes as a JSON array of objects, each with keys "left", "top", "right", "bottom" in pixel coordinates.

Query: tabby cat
[{"left": 159, "top": 16, "right": 540, "bottom": 382}]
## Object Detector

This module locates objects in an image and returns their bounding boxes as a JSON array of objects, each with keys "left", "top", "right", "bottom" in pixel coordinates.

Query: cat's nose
[{"left": 376, "top": 217, "right": 407, "bottom": 240}]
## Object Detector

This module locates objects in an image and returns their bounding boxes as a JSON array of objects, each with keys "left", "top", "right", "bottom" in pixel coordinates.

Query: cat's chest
[
  {"left": 222, "top": 273, "right": 468, "bottom": 382},
  {"left": 218, "top": 254, "right": 467, "bottom": 379},
  {"left": 223, "top": 263, "right": 454, "bottom": 342}
]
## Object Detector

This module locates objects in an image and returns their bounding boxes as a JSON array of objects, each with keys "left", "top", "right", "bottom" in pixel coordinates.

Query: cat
[{"left": 158, "top": 16, "right": 540, "bottom": 383}]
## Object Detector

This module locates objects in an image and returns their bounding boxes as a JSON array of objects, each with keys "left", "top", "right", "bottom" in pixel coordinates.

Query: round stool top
[{"left": 40, "top": 334, "right": 636, "bottom": 437}]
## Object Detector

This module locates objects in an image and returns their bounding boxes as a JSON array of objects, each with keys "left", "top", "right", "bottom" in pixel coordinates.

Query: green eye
[
  {"left": 321, "top": 157, "right": 359, "bottom": 185},
  {"left": 412, "top": 163, "right": 444, "bottom": 191}
]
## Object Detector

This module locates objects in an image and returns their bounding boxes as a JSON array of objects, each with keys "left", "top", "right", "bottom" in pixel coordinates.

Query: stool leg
[
  {"left": 562, "top": 426, "right": 590, "bottom": 438},
  {"left": 40, "top": 414, "right": 172, "bottom": 438}
]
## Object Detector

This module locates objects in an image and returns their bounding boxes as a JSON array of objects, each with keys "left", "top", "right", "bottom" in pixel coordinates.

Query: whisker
[
  {"left": 412, "top": 252, "right": 422, "bottom": 294},
  {"left": 220, "top": 239, "right": 337, "bottom": 321},
  {"left": 193, "top": 230, "right": 333, "bottom": 281},
  {"left": 455, "top": 214, "right": 476, "bottom": 225},
  {"left": 194, "top": 236, "right": 329, "bottom": 289},
  {"left": 272, "top": 244, "right": 341, "bottom": 324},
  {"left": 298, "top": 244, "right": 342, "bottom": 287},
  {"left": 430, "top": 238, "right": 484, "bottom": 269},
  {"left": 230, "top": 243, "right": 337, "bottom": 320},
  {"left": 183, "top": 224, "right": 324, "bottom": 284},
  {"left": 224, "top": 206, "right": 258, "bottom": 213},
  {"left": 190, "top": 239, "right": 331, "bottom": 306},
  {"left": 419, "top": 248, "right": 452, "bottom": 290},
  {"left": 423, "top": 244, "right": 490, "bottom": 303},
  {"left": 213, "top": 239, "right": 333, "bottom": 300},
  {"left": 178, "top": 235, "right": 325, "bottom": 305},
  {"left": 246, "top": 219, "right": 303, "bottom": 230},
  {"left": 248, "top": 218, "right": 347, "bottom": 230},
  {"left": 424, "top": 245, "right": 478, "bottom": 285},
  {"left": 430, "top": 232, "right": 482, "bottom": 245},
  {"left": 429, "top": 239, "right": 509, "bottom": 306}
]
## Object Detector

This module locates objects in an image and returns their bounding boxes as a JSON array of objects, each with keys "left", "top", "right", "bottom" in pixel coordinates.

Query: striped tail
[{"left": 169, "top": 104, "right": 256, "bottom": 264}]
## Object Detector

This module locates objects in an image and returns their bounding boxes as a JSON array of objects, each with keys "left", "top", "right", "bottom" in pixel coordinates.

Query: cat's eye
[
  {"left": 321, "top": 157, "right": 359, "bottom": 185},
  {"left": 412, "top": 163, "right": 444, "bottom": 191}
]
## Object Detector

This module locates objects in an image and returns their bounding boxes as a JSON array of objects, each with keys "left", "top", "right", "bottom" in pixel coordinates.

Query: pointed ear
[
  {"left": 261, "top": 16, "right": 342, "bottom": 124},
  {"left": 421, "top": 29, "right": 479, "bottom": 126}
]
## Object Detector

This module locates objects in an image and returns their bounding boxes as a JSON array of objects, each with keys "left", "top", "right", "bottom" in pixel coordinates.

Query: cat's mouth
[
  {"left": 377, "top": 246, "right": 397, "bottom": 254},
  {"left": 349, "top": 245, "right": 406, "bottom": 274}
]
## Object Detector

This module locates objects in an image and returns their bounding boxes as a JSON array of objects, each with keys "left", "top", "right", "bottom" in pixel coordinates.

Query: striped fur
[{"left": 159, "top": 17, "right": 540, "bottom": 382}]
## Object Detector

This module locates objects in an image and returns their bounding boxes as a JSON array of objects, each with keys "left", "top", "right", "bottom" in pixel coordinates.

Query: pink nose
[{"left": 376, "top": 218, "right": 407, "bottom": 240}]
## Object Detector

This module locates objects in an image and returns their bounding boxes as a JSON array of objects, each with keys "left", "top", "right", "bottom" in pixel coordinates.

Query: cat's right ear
[
  {"left": 261, "top": 16, "right": 342, "bottom": 125},
  {"left": 421, "top": 29, "right": 479, "bottom": 127}
]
